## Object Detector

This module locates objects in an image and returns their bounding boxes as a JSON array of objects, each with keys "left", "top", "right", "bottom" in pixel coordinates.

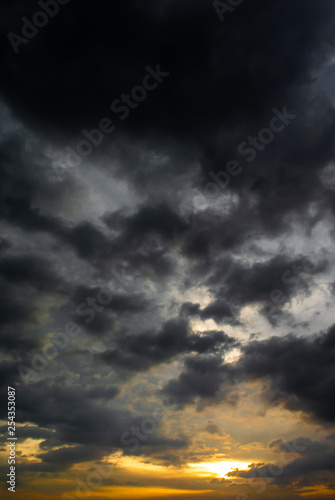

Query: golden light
[{"left": 188, "top": 461, "right": 251, "bottom": 478}]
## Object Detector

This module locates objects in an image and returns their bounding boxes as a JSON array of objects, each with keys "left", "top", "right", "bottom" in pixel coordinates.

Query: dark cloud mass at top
[{"left": 0, "top": 0, "right": 335, "bottom": 497}]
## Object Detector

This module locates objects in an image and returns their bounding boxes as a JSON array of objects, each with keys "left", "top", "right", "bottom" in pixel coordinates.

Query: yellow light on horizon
[{"left": 188, "top": 460, "right": 251, "bottom": 478}]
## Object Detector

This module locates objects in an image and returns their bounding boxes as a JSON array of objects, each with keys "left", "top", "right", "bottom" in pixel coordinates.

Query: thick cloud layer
[
  {"left": 0, "top": 1, "right": 335, "bottom": 497},
  {"left": 163, "top": 325, "right": 335, "bottom": 423}
]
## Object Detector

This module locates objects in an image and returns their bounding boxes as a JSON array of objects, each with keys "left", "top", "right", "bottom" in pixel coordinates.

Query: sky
[{"left": 1, "top": 1, "right": 335, "bottom": 499}]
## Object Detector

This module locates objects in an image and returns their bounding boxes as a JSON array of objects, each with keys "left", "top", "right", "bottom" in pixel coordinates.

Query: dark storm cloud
[
  {"left": 86, "top": 385, "right": 120, "bottom": 400},
  {"left": 100, "top": 318, "right": 237, "bottom": 372},
  {"left": 0, "top": 425, "right": 54, "bottom": 442},
  {"left": 0, "top": 133, "right": 114, "bottom": 269},
  {"left": 15, "top": 382, "right": 130, "bottom": 447},
  {"left": 230, "top": 436, "right": 335, "bottom": 487},
  {"left": 0, "top": 0, "right": 334, "bottom": 276},
  {"left": 104, "top": 203, "right": 187, "bottom": 243},
  {"left": 162, "top": 324, "right": 335, "bottom": 422},
  {"left": 64, "top": 222, "right": 115, "bottom": 262},
  {"left": 0, "top": 254, "right": 66, "bottom": 292},
  {"left": 101, "top": 204, "right": 188, "bottom": 277},
  {"left": 162, "top": 355, "right": 238, "bottom": 408},
  {"left": 0, "top": 0, "right": 334, "bottom": 262},
  {"left": 200, "top": 300, "right": 233, "bottom": 322},
  {"left": 0, "top": 361, "right": 20, "bottom": 389},
  {"left": 75, "top": 311, "right": 114, "bottom": 336},
  {"left": 235, "top": 324, "right": 335, "bottom": 423},
  {"left": 180, "top": 251, "right": 328, "bottom": 326},
  {"left": 72, "top": 285, "right": 148, "bottom": 315},
  {"left": 180, "top": 299, "right": 240, "bottom": 325},
  {"left": 71, "top": 285, "right": 149, "bottom": 336},
  {"left": 1, "top": 1, "right": 334, "bottom": 142},
  {"left": 269, "top": 437, "right": 331, "bottom": 456},
  {"left": 208, "top": 255, "right": 326, "bottom": 302},
  {"left": 126, "top": 434, "right": 190, "bottom": 459},
  {"left": 0, "top": 238, "right": 11, "bottom": 252},
  {"left": 0, "top": 280, "right": 34, "bottom": 326},
  {"left": 1, "top": 0, "right": 335, "bottom": 485},
  {"left": 205, "top": 254, "right": 328, "bottom": 323},
  {"left": 0, "top": 133, "right": 75, "bottom": 234},
  {"left": 11, "top": 380, "right": 189, "bottom": 471},
  {"left": 64, "top": 218, "right": 174, "bottom": 275},
  {"left": 180, "top": 302, "right": 202, "bottom": 318},
  {"left": 181, "top": 213, "right": 254, "bottom": 260},
  {"left": 37, "top": 445, "right": 105, "bottom": 468},
  {"left": 0, "top": 329, "right": 39, "bottom": 355},
  {"left": 0, "top": 253, "right": 71, "bottom": 358},
  {"left": 0, "top": 362, "right": 22, "bottom": 420},
  {"left": 0, "top": 132, "right": 176, "bottom": 278}
]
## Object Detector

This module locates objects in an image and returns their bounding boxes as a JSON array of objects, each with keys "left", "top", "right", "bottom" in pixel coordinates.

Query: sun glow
[{"left": 189, "top": 461, "right": 251, "bottom": 477}]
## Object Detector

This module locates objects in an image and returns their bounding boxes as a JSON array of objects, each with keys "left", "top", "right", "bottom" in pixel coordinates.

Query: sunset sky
[{"left": 1, "top": 1, "right": 335, "bottom": 499}]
